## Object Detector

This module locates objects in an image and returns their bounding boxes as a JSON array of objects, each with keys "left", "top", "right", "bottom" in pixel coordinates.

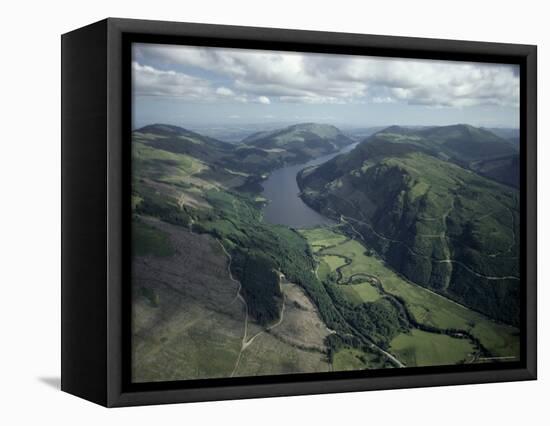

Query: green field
[
  {"left": 390, "top": 329, "right": 475, "bottom": 367},
  {"left": 333, "top": 346, "right": 392, "bottom": 371},
  {"left": 316, "top": 259, "right": 332, "bottom": 282},
  {"left": 323, "top": 255, "right": 348, "bottom": 271},
  {"left": 300, "top": 227, "right": 347, "bottom": 252},
  {"left": 302, "top": 227, "right": 381, "bottom": 304},
  {"left": 322, "top": 239, "right": 375, "bottom": 280},
  {"left": 133, "top": 140, "right": 207, "bottom": 183},
  {"left": 339, "top": 283, "right": 381, "bottom": 304},
  {"left": 306, "top": 227, "right": 519, "bottom": 359},
  {"left": 332, "top": 347, "right": 368, "bottom": 371}
]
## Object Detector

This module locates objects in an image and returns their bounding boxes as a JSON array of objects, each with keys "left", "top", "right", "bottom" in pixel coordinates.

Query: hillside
[
  {"left": 131, "top": 122, "right": 416, "bottom": 362},
  {"left": 134, "top": 122, "right": 354, "bottom": 180},
  {"left": 131, "top": 122, "right": 359, "bottom": 328},
  {"left": 135, "top": 124, "right": 234, "bottom": 163},
  {"left": 297, "top": 135, "right": 520, "bottom": 325},
  {"left": 483, "top": 127, "right": 520, "bottom": 148},
  {"left": 365, "top": 125, "right": 519, "bottom": 187},
  {"left": 243, "top": 123, "right": 354, "bottom": 162},
  {"left": 470, "top": 154, "right": 520, "bottom": 188}
]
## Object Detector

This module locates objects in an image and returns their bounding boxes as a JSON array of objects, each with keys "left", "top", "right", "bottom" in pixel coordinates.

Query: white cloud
[
  {"left": 372, "top": 96, "right": 396, "bottom": 104},
  {"left": 215, "top": 87, "right": 234, "bottom": 96},
  {"left": 132, "top": 62, "right": 248, "bottom": 103},
  {"left": 257, "top": 96, "right": 271, "bottom": 104},
  {"left": 133, "top": 44, "right": 519, "bottom": 108},
  {"left": 132, "top": 62, "right": 212, "bottom": 98}
]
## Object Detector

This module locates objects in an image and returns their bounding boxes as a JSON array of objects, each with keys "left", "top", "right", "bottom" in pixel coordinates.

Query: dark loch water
[{"left": 261, "top": 143, "right": 358, "bottom": 228}]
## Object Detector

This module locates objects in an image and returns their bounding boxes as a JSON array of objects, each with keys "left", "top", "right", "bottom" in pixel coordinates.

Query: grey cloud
[{"left": 133, "top": 44, "right": 519, "bottom": 108}]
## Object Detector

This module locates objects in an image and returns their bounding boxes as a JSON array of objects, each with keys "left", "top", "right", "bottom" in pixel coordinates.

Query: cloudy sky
[{"left": 132, "top": 43, "right": 520, "bottom": 129}]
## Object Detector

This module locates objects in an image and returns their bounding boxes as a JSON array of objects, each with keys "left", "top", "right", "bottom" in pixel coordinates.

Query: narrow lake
[{"left": 261, "top": 142, "right": 358, "bottom": 228}]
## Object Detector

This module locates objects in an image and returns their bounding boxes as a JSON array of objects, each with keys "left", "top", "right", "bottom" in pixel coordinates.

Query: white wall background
[{"left": 0, "top": 0, "right": 546, "bottom": 424}]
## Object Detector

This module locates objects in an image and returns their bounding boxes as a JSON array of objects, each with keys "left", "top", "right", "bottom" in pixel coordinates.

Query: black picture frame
[{"left": 61, "top": 17, "right": 537, "bottom": 407}]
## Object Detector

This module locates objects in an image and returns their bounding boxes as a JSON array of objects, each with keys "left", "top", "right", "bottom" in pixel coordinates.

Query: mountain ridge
[
  {"left": 242, "top": 122, "right": 354, "bottom": 155},
  {"left": 133, "top": 122, "right": 356, "bottom": 179},
  {"left": 360, "top": 124, "right": 519, "bottom": 187}
]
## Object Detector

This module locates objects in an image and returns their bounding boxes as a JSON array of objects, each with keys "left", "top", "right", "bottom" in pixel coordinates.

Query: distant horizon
[
  {"left": 132, "top": 120, "right": 519, "bottom": 132},
  {"left": 132, "top": 43, "right": 520, "bottom": 131}
]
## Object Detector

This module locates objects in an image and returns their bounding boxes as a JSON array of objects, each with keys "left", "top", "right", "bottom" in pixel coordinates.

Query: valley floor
[{"left": 300, "top": 225, "right": 520, "bottom": 368}]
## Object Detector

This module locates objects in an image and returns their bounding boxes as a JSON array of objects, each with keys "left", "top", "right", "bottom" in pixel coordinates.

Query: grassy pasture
[
  {"left": 133, "top": 140, "right": 206, "bottom": 179},
  {"left": 339, "top": 283, "right": 381, "bottom": 305},
  {"left": 314, "top": 228, "right": 520, "bottom": 359},
  {"left": 322, "top": 239, "right": 373, "bottom": 279},
  {"left": 332, "top": 347, "right": 368, "bottom": 371},
  {"left": 323, "top": 255, "right": 348, "bottom": 271},
  {"left": 316, "top": 259, "right": 331, "bottom": 282},
  {"left": 300, "top": 227, "right": 347, "bottom": 252},
  {"left": 390, "top": 329, "right": 475, "bottom": 367},
  {"left": 332, "top": 346, "right": 393, "bottom": 371}
]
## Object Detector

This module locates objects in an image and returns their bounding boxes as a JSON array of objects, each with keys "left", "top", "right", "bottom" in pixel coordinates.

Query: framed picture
[{"left": 61, "top": 18, "right": 537, "bottom": 407}]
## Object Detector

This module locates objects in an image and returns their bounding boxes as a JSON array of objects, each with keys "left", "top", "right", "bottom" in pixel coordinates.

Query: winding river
[{"left": 261, "top": 143, "right": 358, "bottom": 228}]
